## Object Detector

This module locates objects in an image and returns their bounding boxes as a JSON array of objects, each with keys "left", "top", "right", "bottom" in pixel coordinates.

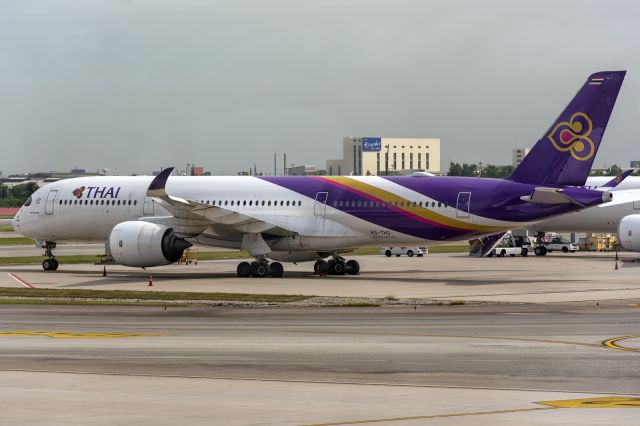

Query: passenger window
[
  {"left": 287, "top": 201, "right": 291, "bottom": 206},
  {"left": 24, "top": 197, "right": 32, "bottom": 207},
  {"left": 432, "top": 202, "right": 435, "bottom": 207},
  {"left": 134, "top": 200, "right": 137, "bottom": 206},
  {"left": 298, "top": 201, "right": 301, "bottom": 206},
  {"left": 333, "top": 201, "right": 337, "bottom": 207},
  {"left": 231, "top": 201, "right": 234, "bottom": 206},
  {"left": 438, "top": 202, "right": 441, "bottom": 207},
  {"left": 280, "top": 201, "right": 284, "bottom": 206},
  {"left": 261, "top": 201, "right": 265, "bottom": 206}
]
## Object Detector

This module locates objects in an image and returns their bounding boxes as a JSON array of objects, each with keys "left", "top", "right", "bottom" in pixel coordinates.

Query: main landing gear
[
  {"left": 236, "top": 257, "right": 284, "bottom": 278},
  {"left": 314, "top": 255, "right": 360, "bottom": 276},
  {"left": 42, "top": 241, "right": 59, "bottom": 271}
]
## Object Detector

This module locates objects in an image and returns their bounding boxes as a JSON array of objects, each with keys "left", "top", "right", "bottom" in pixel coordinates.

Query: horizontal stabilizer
[{"left": 521, "top": 187, "right": 612, "bottom": 206}]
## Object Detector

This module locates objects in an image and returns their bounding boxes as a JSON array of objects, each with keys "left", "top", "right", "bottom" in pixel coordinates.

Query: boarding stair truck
[
  {"left": 487, "top": 232, "right": 531, "bottom": 257},
  {"left": 468, "top": 232, "right": 510, "bottom": 257}
]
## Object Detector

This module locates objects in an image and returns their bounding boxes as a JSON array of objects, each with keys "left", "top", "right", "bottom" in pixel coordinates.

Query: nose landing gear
[{"left": 42, "top": 241, "right": 59, "bottom": 271}]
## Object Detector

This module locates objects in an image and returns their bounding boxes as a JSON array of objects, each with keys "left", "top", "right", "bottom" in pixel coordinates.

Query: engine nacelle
[
  {"left": 108, "top": 221, "right": 192, "bottom": 267},
  {"left": 618, "top": 215, "right": 640, "bottom": 252}
]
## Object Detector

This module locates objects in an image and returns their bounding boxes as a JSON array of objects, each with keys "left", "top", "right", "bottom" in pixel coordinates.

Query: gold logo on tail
[{"left": 547, "top": 112, "right": 595, "bottom": 161}]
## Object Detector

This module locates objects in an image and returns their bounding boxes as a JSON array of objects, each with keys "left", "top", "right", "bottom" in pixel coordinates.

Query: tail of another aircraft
[{"left": 507, "top": 71, "right": 625, "bottom": 186}]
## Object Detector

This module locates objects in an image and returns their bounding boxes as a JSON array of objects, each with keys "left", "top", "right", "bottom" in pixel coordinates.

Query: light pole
[{"left": 385, "top": 145, "right": 390, "bottom": 176}]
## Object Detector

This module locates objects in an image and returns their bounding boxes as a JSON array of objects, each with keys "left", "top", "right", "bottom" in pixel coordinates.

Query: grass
[
  {"left": 0, "top": 215, "right": 14, "bottom": 219},
  {"left": 0, "top": 299, "right": 191, "bottom": 307},
  {"left": 0, "top": 237, "right": 34, "bottom": 246},
  {"left": 0, "top": 251, "right": 252, "bottom": 265},
  {"left": 428, "top": 245, "right": 467, "bottom": 253},
  {"left": 322, "top": 303, "right": 382, "bottom": 307},
  {"left": 0, "top": 245, "right": 469, "bottom": 266},
  {"left": 0, "top": 225, "right": 15, "bottom": 232},
  {"left": 0, "top": 287, "right": 310, "bottom": 303}
]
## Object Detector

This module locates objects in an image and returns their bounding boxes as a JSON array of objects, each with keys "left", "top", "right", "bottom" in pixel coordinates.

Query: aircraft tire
[
  {"left": 270, "top": 262, "right": 284, "bottom": 278},
  {"left": 251, "top": 262, "right": 270, "bottom": 278},
  {"left": 314, "top": 260, "right": 329, "bottom": 274},
  {"left": 51, "top": 259, "right": 59, "bottom": 270},
  {"left": 346, "top": 260, "right": 360, "bottom": 275},
  {"left": 42, "top": 259, "right": 51, "bottom": 271},
  {"left": 332, "top": 261, "right": 346, "bottom": 275},
  {"left": 237, "top": 262, "right": 251, "bottom": 277}
]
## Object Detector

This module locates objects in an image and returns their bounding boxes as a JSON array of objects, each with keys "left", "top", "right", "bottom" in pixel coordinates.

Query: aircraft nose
[{"left": 11, "top": 210, "right": 20, "bottom": 230}]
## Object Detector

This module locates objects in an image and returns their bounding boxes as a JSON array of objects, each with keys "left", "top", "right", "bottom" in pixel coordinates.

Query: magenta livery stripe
[{"left": 315, "top": 176, "right": 478, "bottom": 232}]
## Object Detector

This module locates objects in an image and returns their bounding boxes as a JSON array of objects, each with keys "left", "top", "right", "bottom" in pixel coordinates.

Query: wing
[{"left": 146, "top": 168, "right": 290, "bottom": 237}]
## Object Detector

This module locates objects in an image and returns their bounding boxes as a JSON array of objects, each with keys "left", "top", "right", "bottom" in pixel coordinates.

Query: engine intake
[
  {"left": 108, "top": 221, "right": 192, "bottom": 267},
  {"left": 618, "top": 215, "right": 640, "bottom": 252}
]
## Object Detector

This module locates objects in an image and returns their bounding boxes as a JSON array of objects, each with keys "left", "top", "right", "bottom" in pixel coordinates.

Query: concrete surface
[{"left": 1, "top": 252, "right": 639, "bottom": 303}]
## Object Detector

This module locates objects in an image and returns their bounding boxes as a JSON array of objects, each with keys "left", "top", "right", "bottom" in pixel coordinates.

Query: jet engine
[
  {"left": 108, "top": 221, "right": 192, "bottom": 267},
  {"left": 618, "top": 215, "right": 640, "bottom": 252}
]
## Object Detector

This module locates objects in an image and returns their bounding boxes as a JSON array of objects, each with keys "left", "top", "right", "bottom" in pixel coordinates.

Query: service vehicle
[
  {"left": 381, "top": 246, "right": 427, "bottom": 257},
  {"left": 487, "top": 234, "right": 530, "bottom": 257}
]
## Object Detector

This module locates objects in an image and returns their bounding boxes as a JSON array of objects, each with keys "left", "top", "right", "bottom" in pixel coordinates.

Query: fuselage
[
  {"left": 531, "top": 188, "right": 640, "bottom": 233},
  {"left": 12, "top": 175, "right": 599, "bottom": 252}
]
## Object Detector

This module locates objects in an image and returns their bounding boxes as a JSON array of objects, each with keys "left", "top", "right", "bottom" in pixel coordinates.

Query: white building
[
  {"left": 512, "top": 147, "right": 530, "bottom": 168},
  {"left": 327, "top": 137, "right": 441, "bottom": 176}
]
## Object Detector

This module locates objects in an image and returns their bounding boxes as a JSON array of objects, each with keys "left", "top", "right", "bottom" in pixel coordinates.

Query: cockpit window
[{"left": 24, "top": 196, "right": 32, "bottom": 207}]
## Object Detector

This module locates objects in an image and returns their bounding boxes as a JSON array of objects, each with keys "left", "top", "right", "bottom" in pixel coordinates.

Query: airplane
[{"left": 11, "top": 71, "right": 626, "bottom": 276}]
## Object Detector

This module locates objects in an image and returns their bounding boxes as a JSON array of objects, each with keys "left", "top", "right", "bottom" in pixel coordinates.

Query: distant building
[
  {"left": 512, "top": 148, "right": 530, "bottom": 168},
  {"left": 631, "top": 161, "right": 640, "bottom": 168},
  {"left": 287, "top": 165, "right": 325, "bottom": 176},
  {"left": 341, "top": 137, "right": 441, "bottom": 176},
  {"left": 325, "top": 160, "right": 343, "bottom": 176},
  {"left": 192, "top": 166, "right": 204, "bottom": 176}
]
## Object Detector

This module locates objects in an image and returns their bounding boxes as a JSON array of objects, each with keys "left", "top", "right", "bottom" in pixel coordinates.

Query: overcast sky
[{"left": 1, "top": 0, "right": 639, "bottom": 176}]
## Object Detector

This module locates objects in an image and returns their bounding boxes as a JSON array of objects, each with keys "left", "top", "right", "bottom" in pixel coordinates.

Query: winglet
[
  {"left": 599, "top": 168, "right": 635, "bottom": 189},
  {"left": 147, "top": 167, "right": 174, "bottom": 197}
]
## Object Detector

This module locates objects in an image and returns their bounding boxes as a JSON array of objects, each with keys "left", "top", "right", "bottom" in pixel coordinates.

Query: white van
[{"left": 381, "top": 247, "right": 428, "bottom": 257}]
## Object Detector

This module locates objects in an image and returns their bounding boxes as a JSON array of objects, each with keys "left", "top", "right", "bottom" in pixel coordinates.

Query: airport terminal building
[{"left": 327, "top": 137, "right": 441, "bottom": 176}]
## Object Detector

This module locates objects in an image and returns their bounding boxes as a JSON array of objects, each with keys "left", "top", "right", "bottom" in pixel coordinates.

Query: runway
[{"left": 1, "top": 304, "right": 639, "bottom": 425}]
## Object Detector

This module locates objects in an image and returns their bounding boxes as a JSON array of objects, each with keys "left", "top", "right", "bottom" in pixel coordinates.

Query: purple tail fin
[{"left": 507, "top": 71, "right": 625, "bottom": 186}]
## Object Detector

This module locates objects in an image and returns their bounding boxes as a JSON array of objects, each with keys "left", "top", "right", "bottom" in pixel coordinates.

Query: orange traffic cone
[{"left": 148, "top": 275, "right": 153, "bottom": 286}]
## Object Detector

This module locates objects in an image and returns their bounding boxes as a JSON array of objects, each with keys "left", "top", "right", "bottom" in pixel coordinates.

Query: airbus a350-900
[{"left": 12, "top": 71, "right": 626, "bottom": 277}]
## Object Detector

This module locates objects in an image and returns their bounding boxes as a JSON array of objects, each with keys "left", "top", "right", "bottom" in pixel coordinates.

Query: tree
[
  {"left": 460, "top": 163, "right": 478, "bottom": 176},
  {"left": 607, "top": 164, "right": 622, "bottom": 176},
  {"left": 0, "top": 182, "right": 39, "bottom": 207},
  {"left": 448, "top": 162, "right": 463, "bottom": 176}
]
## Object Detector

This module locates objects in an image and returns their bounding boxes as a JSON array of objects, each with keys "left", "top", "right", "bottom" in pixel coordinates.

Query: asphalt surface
[
  {"left": 2, "top": 253, "right": 640, "bottom": 424},
  {"left": 1, "top": 304, "right": 640, "bottom": 424}
]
